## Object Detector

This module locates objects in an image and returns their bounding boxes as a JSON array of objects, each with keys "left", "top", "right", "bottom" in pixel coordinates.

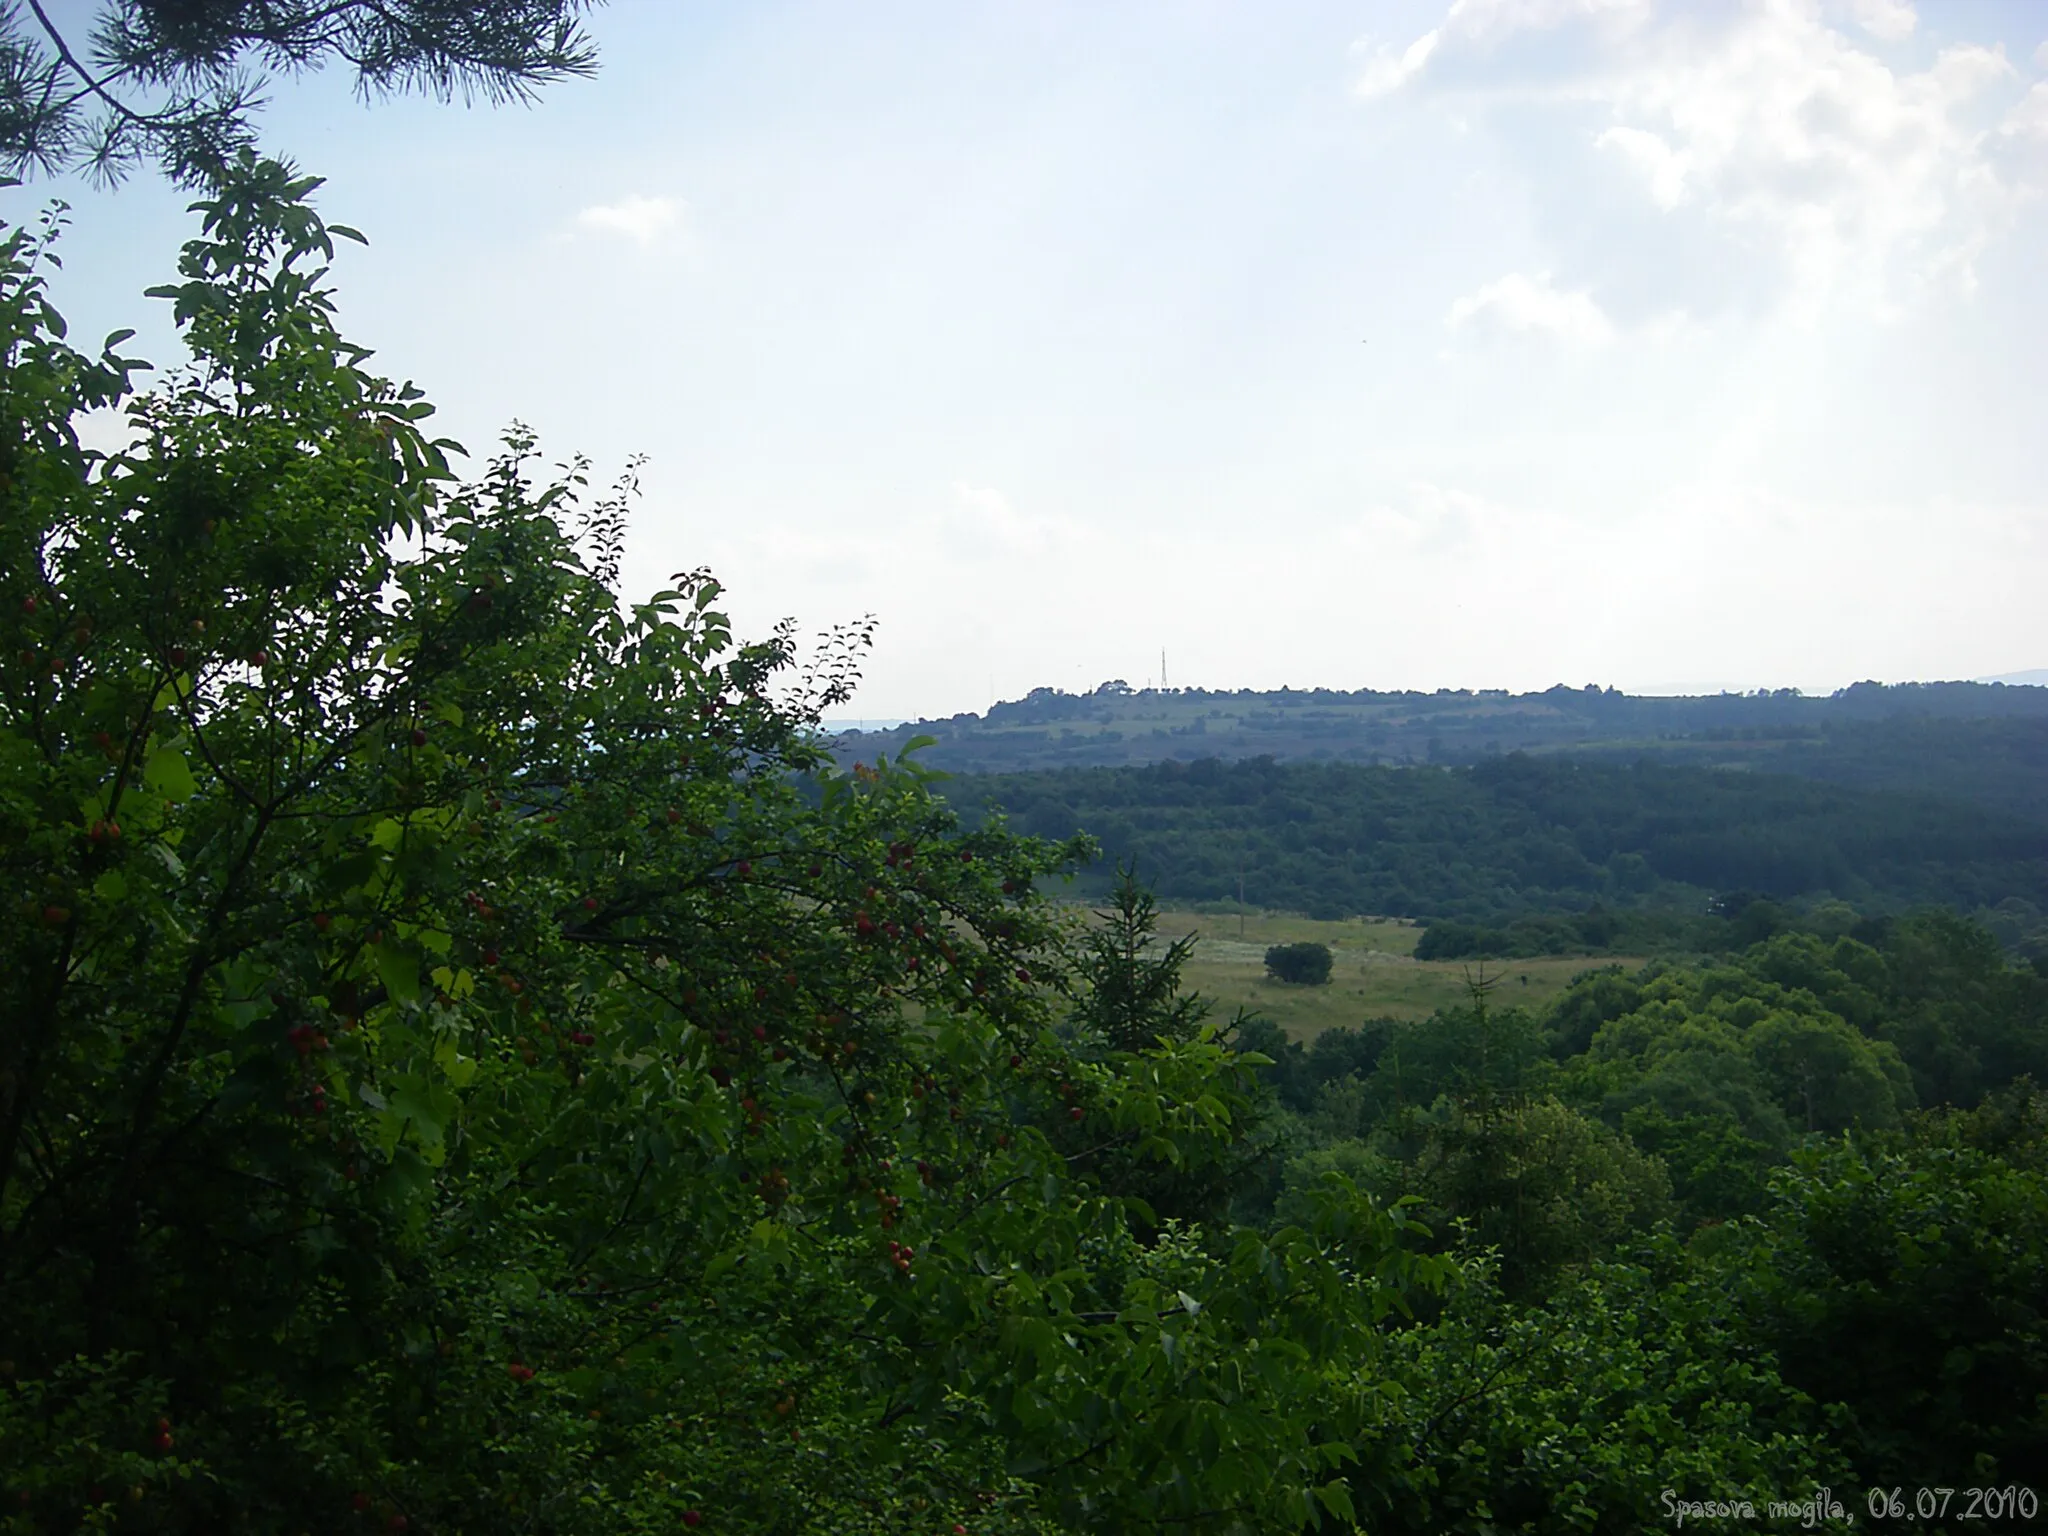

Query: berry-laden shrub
[{"left": 0, "top": 161, "right": 1448, "bottom": 1533}]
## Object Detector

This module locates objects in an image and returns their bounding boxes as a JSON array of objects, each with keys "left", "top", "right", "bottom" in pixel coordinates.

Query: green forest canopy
[
  {"left": 947, "top": 755, "right": 2048, "bottom": 945},
  {"left": 847, "top": 683, "right": 2048, "bottom": 822}
]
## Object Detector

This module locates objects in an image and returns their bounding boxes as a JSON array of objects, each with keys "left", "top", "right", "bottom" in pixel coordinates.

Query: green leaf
[
  {"left": 386, "top": 1079, "right": 458, "bottom": 1163},
  {"left": 143, "top": 745, "right": 197, "bottom": 801},
  {"left": 376, "top": 942, "right": 421, "bottom": 1008},
  {"left": 1314, "top": 1481, "right": 1355, "bottom": 1522},
  {"left": 434, "top": 1034, "right": 478, "bottom": 1088}
]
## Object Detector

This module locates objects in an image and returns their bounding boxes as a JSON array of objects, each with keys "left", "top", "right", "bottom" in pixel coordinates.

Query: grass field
[{"left": 1090, "top": 906, "right": 1640, "bottom": 1042}]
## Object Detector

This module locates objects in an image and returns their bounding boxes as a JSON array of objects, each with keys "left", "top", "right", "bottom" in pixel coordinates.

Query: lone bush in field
[{"left": 1266, "top": 941, "right": 1334, "bottom": 986}]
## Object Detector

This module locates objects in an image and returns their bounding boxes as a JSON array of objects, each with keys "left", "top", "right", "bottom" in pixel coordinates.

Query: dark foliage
[
  {"left": 949, "top": 754, "right": 2048, "bottom": 935},
  {"left": 1264, "top": 941, "right": 1333, "bottom": 985},
  {"left": 850, "top": 682, "right": 2048, "bottom": 822}
]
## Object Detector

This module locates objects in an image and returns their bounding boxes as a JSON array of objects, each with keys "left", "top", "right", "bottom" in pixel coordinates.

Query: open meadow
[{"left": 1112, "top": 907, "right": 1642, "bottom": 1040}]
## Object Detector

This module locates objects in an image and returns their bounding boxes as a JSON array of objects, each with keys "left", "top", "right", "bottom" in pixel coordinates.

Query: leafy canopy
[{"left": 0, "top": 158, "right": 1452, "bottom": 1534}]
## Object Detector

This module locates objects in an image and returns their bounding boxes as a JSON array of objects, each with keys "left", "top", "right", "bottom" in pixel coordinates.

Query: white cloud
[
  {"left": 1594, "top": 123, "right": 1687, "bottom": 207},
  {"left": 1354, "top": 30, "right": 1441, "bottom": 99},
  {"left": 1340, "top": 482, "right": 1488, "bottom": 556},
  {"left": 1845, "top": 0, "right": 1916, "bottom": 43},
  {"left": 2007, "top": 81, "right": 2048, "bottom": 141},
  {"left": 946, "top": 482, "right": 1089, "bottom": 559},
  {"left": 1446, "top": 271, "right": 1617, "bottom": 343},
  {"left": 574, "top": 194, "right": 686, "bottom": 246},
  {"left": 1360, "top": 1, "right": 2035, "bottom": 316}
]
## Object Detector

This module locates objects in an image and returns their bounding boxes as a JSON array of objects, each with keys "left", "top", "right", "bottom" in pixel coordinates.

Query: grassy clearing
[{"left": 1081, "top": 905, "right": 1641, "bottom": 1042}]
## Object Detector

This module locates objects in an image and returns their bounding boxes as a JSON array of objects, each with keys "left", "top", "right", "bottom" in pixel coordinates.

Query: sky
[{"left": 20, "top": 0, "right": 2048, "bottom": 717}]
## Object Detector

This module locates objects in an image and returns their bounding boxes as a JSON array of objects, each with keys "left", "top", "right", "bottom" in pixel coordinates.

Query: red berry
[
  {"left": 389, "top": 1518, "right": 408, "bottom": 1532},
  {"left": 1009, "top": 1054, "right": 1023, "bottom": 1069},
  {"left": 409, "top": 727, "right": 428, "bottom": 747},
  {"left": 352, "top": 1492, "right": 371, "bottom": 1512},
  {"left": 41, "top": 905, "right": 68, "bottom": 927},
  {"left": 155, "top": 1431, "right": 173, "bottom": 1451},
  {"left": 682, "top": 1513, "right": 703, "bottom": 1529},
  {"left": 313, "top": 912, "right": 332, "bottom": 931},
  {"left": 583, "top": 896, "right": 599, "bottom": 911},
  {"left": 1016, "top": 968, "right": 1031, "bottom": 983},
  {"left": 735, "top": 860, "right": 752, "bottom": 876},
  {"left": 1069, "top": 1107, "right": 1084, "bottom": 1122},
  {"left": 482, "top": 948, "right": 499, "bottom": 966},
  {"left": 20, "top": 596, "right": 34, "bottom": 614},
  {"left": 667, "top": 808, "right": 682, "bottom": 824}
]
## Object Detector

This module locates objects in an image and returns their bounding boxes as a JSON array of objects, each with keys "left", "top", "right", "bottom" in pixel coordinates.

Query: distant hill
[
  {"left": 1982, "top": 669, "right": 2048, "bottom": 687},
  {"left": 939, "top": 755, "right": 2048, "bottom": 960},
  {"left": 836, "top": 680, "right": 2048, "bottom": 823}
]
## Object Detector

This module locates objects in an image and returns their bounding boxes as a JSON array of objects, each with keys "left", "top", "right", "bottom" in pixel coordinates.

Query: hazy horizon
[{"left": 822, "top": 665, "right": 2047, "bottom": 732}]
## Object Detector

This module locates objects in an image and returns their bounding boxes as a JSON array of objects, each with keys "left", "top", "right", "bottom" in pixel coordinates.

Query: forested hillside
[
  {"left": 845, "top": 682, "right": 2048, "bottom": 820},
  {"left": 945, "top": 755, "right": 2048, "bottom": 954}
]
